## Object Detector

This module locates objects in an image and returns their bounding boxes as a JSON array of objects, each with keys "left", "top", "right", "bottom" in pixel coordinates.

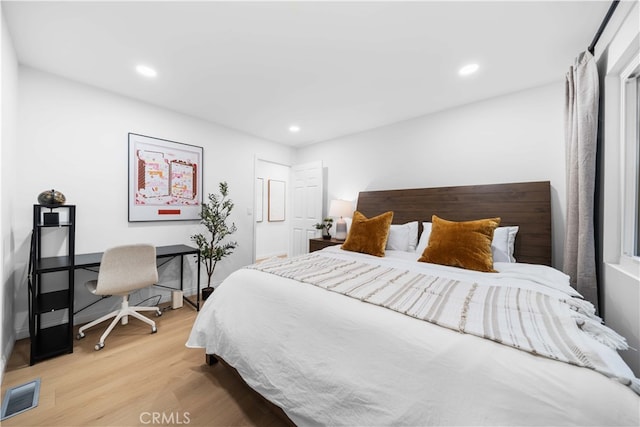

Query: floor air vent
[{"left": 1, "top": 378, "right": 41, "bottom": 420}]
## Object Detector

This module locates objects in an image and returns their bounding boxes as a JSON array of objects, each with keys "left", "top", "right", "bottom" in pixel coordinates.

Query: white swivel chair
[{"left": 77, "top": 244, "right": 162, "bottom": 350}]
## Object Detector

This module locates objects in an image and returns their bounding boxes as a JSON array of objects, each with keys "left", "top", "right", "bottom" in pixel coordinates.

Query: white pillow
[
  {"left": 415, "top": 222, "right": 432, "bottom": 255},
  {"left": 385, "top": 221, "right": 419, "bottom": 252},
  {"left": 415, "top": 222, "right": 519, "bottom": 263},
  {"left": 491, "top": 226, "right": 519, "bottom": 263},
  {"left": 405, "top": 221, "right": 419, "bottom": 251}
]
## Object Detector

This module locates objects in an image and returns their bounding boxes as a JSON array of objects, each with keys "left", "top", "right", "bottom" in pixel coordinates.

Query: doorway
[
  {"left": 254, "top": 159, "right": 291, "bottom": 262},
  {"left": 253, "top": 159, "right": 324, "bottom": 262}
]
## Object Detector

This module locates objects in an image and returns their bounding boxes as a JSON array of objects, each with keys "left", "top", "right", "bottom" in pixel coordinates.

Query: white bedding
[{"left": 187, "top": 247, "right": 640, "bottom": 426}]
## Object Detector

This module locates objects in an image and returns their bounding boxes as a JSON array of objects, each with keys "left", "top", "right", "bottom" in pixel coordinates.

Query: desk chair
[{"left": 77, "top": 244, "right": 162, "bottom": 350}]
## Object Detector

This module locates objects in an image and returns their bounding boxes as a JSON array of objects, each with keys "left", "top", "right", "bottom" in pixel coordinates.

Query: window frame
[{"left": 619, "top": 54, "right": 640, "bottom": 270}]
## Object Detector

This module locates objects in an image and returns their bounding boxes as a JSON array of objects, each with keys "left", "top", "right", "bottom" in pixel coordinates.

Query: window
[
  {"left": 622, "top": 62, "right": 640, "bottom": 258},
  {"left": 633, "top": 73, "right": 640, "bottom": 256}
]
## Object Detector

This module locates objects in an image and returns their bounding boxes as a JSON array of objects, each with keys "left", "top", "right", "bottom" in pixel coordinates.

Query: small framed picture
[{"left": 268, "top": 179, "right": 285, "bottom": 222}]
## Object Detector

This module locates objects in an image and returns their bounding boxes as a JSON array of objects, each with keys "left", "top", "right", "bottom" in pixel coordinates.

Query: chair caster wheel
[
  {"left": 95, "top": 343, "right": 104, "bottom": 351},
  {"left": 151, "top": 326, "right": 157, "bottom": 334},
  {"left": 155, "top": 310, "right": 162, "bottom": 317},
  {"left": 77, "top": 332, "right": 85, "bottom": 340}
]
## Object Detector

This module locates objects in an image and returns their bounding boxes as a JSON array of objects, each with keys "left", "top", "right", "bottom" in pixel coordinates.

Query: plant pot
[
  {"left": 202, "top": 287, "right": 214, "bottom": 301},
  {"left": 322, "top": 234, "right": 331, "bottom": 240}
]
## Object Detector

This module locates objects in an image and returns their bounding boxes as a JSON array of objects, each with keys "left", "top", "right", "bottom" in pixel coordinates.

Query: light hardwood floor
[{"left": 1, "top": 305, "right": 290, "bottom": 427}]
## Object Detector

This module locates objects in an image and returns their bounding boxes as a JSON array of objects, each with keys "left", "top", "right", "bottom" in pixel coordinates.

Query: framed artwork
[
  {"left": 128, "top": 133, "right": 203, "bottom": 222},
  {"left": 268, "top": 179, "right": 285, "bottom": 222},
  {"left": 255, "top": 178, "right": 264, "bottom": 222}
]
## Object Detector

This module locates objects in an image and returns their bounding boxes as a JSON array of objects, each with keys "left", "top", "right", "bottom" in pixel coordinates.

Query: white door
[{"left": 290, "top": 161, "right": 323, "bottom": 256}]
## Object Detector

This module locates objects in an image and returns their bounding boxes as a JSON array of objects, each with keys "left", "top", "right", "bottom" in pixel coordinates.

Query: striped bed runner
[{"left": 247, "top": 253, "right": 640, "bottom": 394}]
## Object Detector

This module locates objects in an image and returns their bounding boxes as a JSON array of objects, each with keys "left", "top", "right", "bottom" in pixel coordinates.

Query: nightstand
[{"left": 309, "top": 237, "right": 342, "bottom": 253}]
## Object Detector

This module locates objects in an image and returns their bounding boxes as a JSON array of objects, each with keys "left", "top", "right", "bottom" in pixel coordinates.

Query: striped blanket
[{"left": 248, "top": 253, "right": 640, "bottom": 394}]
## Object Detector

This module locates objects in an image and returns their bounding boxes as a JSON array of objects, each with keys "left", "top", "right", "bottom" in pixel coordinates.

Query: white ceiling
[{"left": 2, "top": 1, "right": 610, "bottom": 146}]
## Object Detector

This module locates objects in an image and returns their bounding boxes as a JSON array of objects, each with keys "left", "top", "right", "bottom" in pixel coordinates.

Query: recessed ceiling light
[
  {"left": 458, "top": 63, "right": 479, "bottom": 76},
  {"left": 136, "top": 65, "right": 157, "bottom": 78},
  {"left": 289, "top": 125, "right": 300, "bottom": 133}
]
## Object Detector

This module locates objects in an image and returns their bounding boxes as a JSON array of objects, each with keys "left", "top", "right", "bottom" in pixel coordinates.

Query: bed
[{"left": 187, "top": 181, "right": 640, "bottom": 426}]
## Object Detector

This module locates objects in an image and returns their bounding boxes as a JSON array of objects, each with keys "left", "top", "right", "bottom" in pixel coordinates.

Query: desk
[{"left": 73, "top": 244, "right": 202, "bottom": 311}]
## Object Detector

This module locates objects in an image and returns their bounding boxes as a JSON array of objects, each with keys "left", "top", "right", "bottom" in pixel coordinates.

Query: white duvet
[{"left": 187, "top": 247, "right": 640, "bottom": 426}]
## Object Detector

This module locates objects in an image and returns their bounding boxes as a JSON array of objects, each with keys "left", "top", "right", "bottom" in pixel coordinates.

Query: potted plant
[
  {"left": 191, "top": 181, "right": 238, "bottom": 301},
  {"left": 314, "top": 217, "right": 334, "bottom": 240}
]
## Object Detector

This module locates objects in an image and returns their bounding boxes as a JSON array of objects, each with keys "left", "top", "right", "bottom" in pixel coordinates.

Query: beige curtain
[{"left": 563, "top": 50, "right": 599, "bottom": 310}]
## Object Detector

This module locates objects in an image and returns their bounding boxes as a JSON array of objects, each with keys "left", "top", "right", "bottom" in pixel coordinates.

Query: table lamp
[{"left": 329, "top": 199, "right": 353, "bottom": 240}]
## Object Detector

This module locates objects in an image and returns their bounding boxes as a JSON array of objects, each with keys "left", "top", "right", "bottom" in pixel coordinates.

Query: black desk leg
[
  {"left": 196, "top": 252, "right": 201, "bottom": 311},
  {"left": 180, "top": 255, "right": 184, "bottom": 292},
  {"left": 176, "top": 253, "right": 201, "bottom": 312}
]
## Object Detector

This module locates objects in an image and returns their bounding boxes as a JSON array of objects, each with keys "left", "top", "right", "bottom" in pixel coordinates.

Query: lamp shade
[{"left": 328, "top": 199, "right": 353, "bottom": 219}]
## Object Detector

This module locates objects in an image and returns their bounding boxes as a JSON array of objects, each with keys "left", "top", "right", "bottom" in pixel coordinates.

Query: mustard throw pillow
[
  {"left": 418, "top": 215, "right": 501, "bottom": 272},
  {"left": 341, "top": 211, "right": 394, "bottom": 257}
]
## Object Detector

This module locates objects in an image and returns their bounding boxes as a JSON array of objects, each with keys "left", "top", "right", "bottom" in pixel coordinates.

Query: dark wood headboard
[{"left": 355, "top": 181, "right": 551, "bottom": 266}]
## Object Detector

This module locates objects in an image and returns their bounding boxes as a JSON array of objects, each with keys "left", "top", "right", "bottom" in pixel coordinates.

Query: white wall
[
  {"left": 255, "top": 159, "right": 290, "bottom": 260},
  {"left": 1, "top": 7, "right": 19, "bottom": 382},
  {"left": 10, "top": 67, "right": 294, "bottom": 339},
  {"left": 296, "top": 82, "right": 567, "bottom": 268}
]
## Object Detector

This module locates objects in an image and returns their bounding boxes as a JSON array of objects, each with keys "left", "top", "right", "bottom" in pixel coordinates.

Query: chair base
[{"left": 77, "top": 295, "right": 161, "bottom": 350}]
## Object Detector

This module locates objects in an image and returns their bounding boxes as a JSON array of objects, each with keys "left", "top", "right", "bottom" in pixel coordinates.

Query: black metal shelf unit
[{"left": 29, "top": 204, "right": 76, "bottom": 365}]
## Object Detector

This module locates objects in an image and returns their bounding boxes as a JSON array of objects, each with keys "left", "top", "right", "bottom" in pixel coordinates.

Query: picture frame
[
  {"left": 128, "top": 133, "right": 203, "bottom": 222},
  {"left": 255, "top": 177, "right": 264, "bottom": 222},
  {"left": 268, "top": 179, "right": 285, "bottom": 222}
]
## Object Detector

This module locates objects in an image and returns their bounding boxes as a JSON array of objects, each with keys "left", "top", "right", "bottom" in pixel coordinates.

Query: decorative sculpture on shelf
[{"left": 37, "top": 189, "right": 66, "bottom": 207}]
